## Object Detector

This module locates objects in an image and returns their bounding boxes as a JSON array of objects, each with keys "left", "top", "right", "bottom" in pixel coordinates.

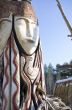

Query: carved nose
[{"left": 26, "top": 21, "right": 32, "bottom": 38}]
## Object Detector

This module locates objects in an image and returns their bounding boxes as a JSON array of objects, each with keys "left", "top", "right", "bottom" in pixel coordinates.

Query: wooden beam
[{"left": 56, "top": 0, "right": 72, "bottom": 37}]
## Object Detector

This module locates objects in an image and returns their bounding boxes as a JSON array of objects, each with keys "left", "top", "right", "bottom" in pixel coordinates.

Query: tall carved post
[
  {"left": 0, "top": 0, "right": 72, "bottom": 110},
  {"left": 0, "top": 0, "right": 46, "bottom": 110}
]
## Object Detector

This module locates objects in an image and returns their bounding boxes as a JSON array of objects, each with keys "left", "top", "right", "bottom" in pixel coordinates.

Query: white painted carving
[
  {"left": 15, "top": 17, "right": 39, "bottom": 55},
  {"left": 0, "top": 14, "right": 12, "bottom": 55}
]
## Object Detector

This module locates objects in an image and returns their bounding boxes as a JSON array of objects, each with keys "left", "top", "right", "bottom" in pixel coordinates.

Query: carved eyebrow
[
  {"left": 15, "top": 17, "right": 37, "bottom": 24},
  {"left": 0, "top": 18, "right": 12, "bottom": 23}
]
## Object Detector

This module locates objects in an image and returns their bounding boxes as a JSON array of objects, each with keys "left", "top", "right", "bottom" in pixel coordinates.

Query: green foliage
[
  {"left": 44, "top": 64, "right": 48, "bottom": 74},
  {"left": 44, "top": 63, "right": 56, "bottom": 94},
  {"left": 44, "top": 60, "right": 72, "bottom": 94}
]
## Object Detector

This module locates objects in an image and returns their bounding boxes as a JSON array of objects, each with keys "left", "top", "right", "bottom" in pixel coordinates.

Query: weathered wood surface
[
  {"left": 0, "top": 1, "right": 37, "bottom": 22},
  {"left": 54, "top": 78, "right": 72, "bottom": 109}
]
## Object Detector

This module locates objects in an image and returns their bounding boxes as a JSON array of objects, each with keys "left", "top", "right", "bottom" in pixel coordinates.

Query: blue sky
[{"left": 32, "top": 0, "right": 72, "bottom": 68}]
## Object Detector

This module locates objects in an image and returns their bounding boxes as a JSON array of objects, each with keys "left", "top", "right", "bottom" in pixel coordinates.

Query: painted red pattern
[
  {"left": 21, "top": 72, "right": 31, "bottom": 110},
  {"left": 11, "top": 37, "right": 19, "bottom": 110},
  {"left": 3, "top": 39, "right": 10, "bottom": 110}
]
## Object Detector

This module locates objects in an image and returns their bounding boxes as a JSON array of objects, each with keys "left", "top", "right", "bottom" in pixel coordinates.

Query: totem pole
[
  {"left": 0, "top": 0, "right": 71, "bottom": 110},
  {"left": 0, "top": 0, "right": 46, "bottom": 110},
  {"left": 56, "top": 0, "right": 72, "bottom": 38}
]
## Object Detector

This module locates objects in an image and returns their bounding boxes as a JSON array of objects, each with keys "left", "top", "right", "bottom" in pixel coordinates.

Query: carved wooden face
[
  {"left": 15, "top": 16, "right": 39, "bottom": 55},
  {"left": 0, "top": 14, "right": 39, "bottom": 55}
]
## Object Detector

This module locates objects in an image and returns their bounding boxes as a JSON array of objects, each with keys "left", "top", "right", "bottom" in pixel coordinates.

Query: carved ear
[{"left": 56, "top": 0, "right": 72, "bottom": 36}]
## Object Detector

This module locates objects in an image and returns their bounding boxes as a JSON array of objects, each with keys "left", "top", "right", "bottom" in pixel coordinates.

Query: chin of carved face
[{"left": 15, "top": 16, "right": 39, "bottom": 55}]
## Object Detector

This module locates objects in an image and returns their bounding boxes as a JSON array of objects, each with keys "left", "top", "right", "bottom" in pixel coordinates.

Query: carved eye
[{"left": 0, "top": 20, "right": 11, "bottom": 30}]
